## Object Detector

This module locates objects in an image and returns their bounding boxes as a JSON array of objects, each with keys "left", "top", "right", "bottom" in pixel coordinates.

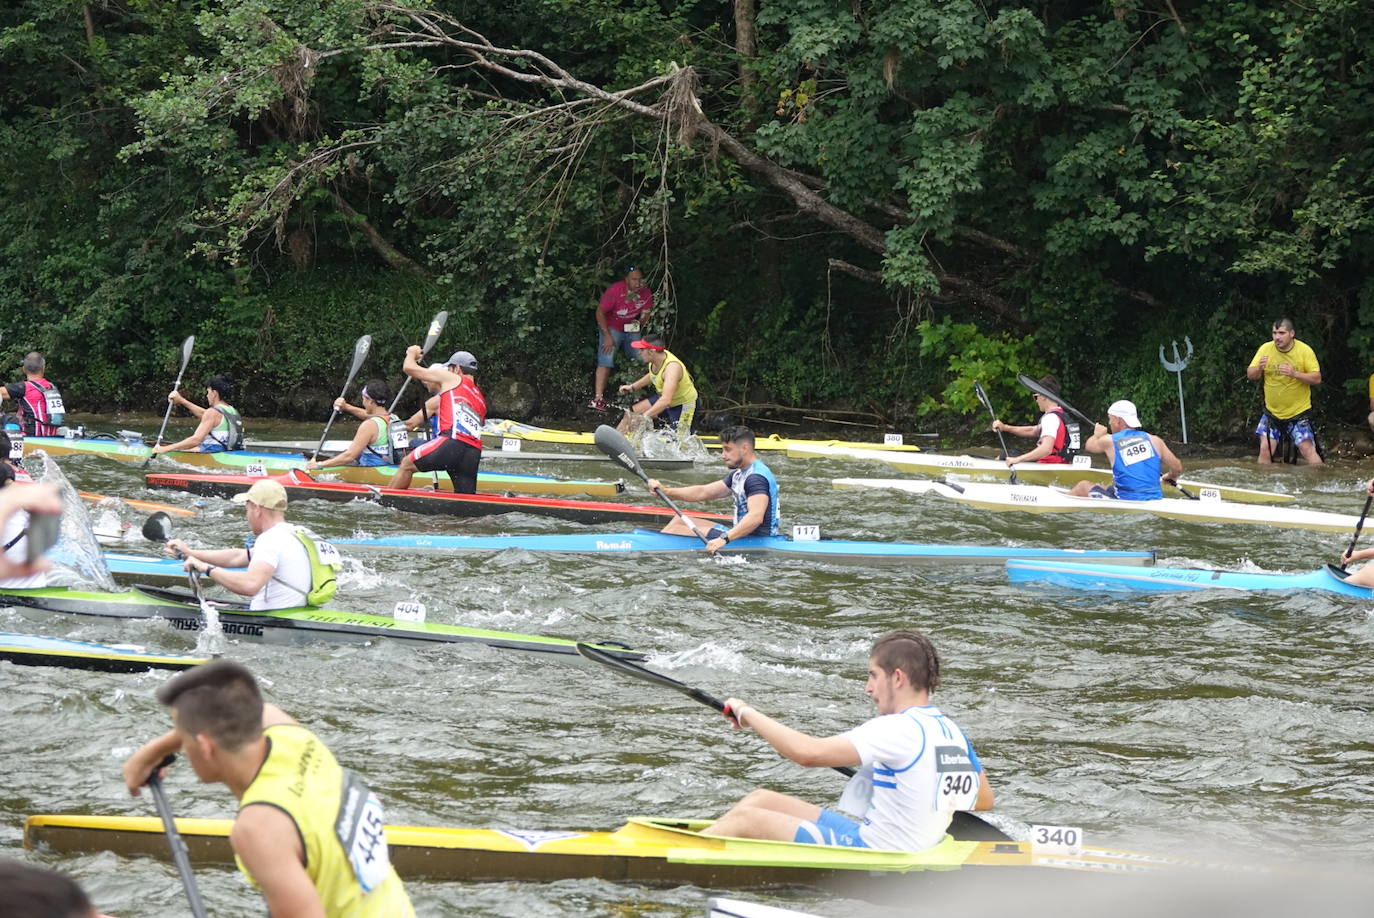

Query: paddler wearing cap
[
  {"left": 616, "top": 333, "right": 700, "bottom": 439},
  {"left": 167, "top": 479, "right": 341, "bottom": 611},
  {"left": 387, "top": 347, "right": 486, "bottom": 493},
  {"left": 1066, "top": 400, "right": 1183, "bottom": 500},
  {"left": 990, "top": 374, "right": 1081, "bottom": 466}
]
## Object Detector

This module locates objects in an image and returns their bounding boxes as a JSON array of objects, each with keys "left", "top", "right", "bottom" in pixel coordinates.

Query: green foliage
[{"left": 910, "top": 318, "right": 1046, "bottom": 422}]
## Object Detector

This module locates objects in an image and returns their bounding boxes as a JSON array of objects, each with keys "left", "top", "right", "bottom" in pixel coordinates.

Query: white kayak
[
  {"left": 792, "top": 445, "right": 1292, "bottom": 505},
  {"left": 832, "top": 478, "right": 1361, "bottom": 533},
  {"left": 708, "top": 899, "right": 821, "bottom": 918}
]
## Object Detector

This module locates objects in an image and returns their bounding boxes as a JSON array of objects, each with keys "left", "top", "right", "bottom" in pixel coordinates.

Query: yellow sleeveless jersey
[
  {"left": 649, "top": 350, "right": 698, "bottom": 408},
  {"left": 237, "top": 724, "right": 415, "bottom": 918}
]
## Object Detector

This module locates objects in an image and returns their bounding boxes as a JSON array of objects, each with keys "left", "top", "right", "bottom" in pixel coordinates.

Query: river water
[{"left": 3, "top": 417, "right": 1373, "bottom": 916}]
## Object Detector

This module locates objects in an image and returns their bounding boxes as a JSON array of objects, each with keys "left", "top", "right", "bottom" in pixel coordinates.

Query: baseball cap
[
  {"left": 631, "top": 334, "right": 666, "bottom": 351},
  {"left": 446, "top": 351, "right": 478, "bottom": 372},
  {"left": 1107, "top": 399, "right": 1141, "bottom": 429},
  {"left": 232, "top": 479, "right": 288, "bottom": 511}
]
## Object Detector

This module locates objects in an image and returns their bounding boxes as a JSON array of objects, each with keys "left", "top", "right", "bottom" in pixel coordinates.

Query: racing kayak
[
  {"left": 833, "top": 479, "right": 1362, "bottom": 533},
  {"left": 1006, "top": 559, "right": 1374, "bottom": 598},
  {"left": 77, "top": 491, "right": 197, "bottom": 517},
  {"left": 788, "top": 444, "right": 1293, "bottom": 505},
  {"left": 21, "top": 435, "right": 624, "bottom": 497},
  {"left": 0, "top": 632, "right": 207, "bottom": 672},
  {"left": 246, "top": 439, "right": 696, "bottom": 470},
  {"left": 89, "top": 552, "right": 239, "bottom": 586},
  {"left": 336, "top": 529, "right": 1156, "bottom": 566},
  {"left": 483, "top": 419, "right": 922, "bottom": 453},
  {"left": 147, "top": 470, "right": 730, "bottom": 525},
  {"left": 0, "top": 585, "right": 645, "bottom": 659},
  {"left": 24, "top": 813, "right": 1260, "bottom": 888}
]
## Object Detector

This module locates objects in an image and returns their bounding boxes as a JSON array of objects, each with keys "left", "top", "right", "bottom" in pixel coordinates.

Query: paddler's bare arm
[
  {"left": 1008, "top": 435, "right": 1055, "bottom": 465},
  {"left": 618, "top": 372, "right": 652, "bottom": 396},
  {"left": 991, "top": 420, "right": 1040, "bottom": 439},
  {"left": 122, "top": 703, "right": 297, "bottom": 795},
  {"left": 165, "top": 541, "right": 249, "bottom": 569},
  {"left": 973, "top": 772, "right": 994, "bottom": 810},
  {"left": 233, "top": 805, "right": 326, "bottom": 918},
  {"left": 183, "top": 556, "right": 277, "bottom": 600},
  {"left": 308, "top": 417, "right": 371, "bottom": 469},
  {"left": 1082, "top": 422, "right": 1112, "bottom": 453},
  {"left": 152, "top": 406, "right": 220, "bottom": 454},
  {"left": 401, "top": 345, "right": 460, "bottom": 390},
  {"left": 1152, "top": 435, "right": 1184, "bottom": 479},
  {"left": 644, "top": 478, "right": 730, "bottom": 502},
  {"left": 720, "top": 698, "right": 861, "bottom": 768}
]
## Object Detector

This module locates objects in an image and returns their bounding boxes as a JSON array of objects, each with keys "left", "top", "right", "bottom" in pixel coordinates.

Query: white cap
[{"left": 1107, "top": 399, "right": 1141, "bottom": 429}]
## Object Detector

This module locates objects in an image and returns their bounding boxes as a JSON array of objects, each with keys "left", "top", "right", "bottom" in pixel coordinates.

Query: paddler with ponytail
[
  {"left": 152, "top": 374, "right": 244, "bottom": 454},
  {"left": 167, "top": 479, "right": 341, "bottom": 611},
  {"left": 306, "top": 379, "right": 405, "bottom": 470},
  {"left": 121, "top": 659, "right": 416, "bottom": 918}
]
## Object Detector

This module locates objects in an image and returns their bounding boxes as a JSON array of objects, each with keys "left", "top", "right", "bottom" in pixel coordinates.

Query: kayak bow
[{"left": 1006, "top": 559, "right": 1374, "bottom": 598}]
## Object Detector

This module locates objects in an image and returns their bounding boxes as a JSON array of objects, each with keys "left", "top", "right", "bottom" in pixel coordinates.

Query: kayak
[
  {"left": 147, "top": 470, "right": 731, "bottom": 526},
  {"left": 91, "top": 552, "right": 235, "bottom": 586},
  {"left": 77, "top": 491, "right": 197, "bottom": 518},
  {"left": 22, "top": 435, "right": 625, "bottom": 497},
  {"left": 336, "top": 529, "right": 1157, "bottom": 567},
  {"left": 23, "top": 813, "right": 1261, "bottom": 888},
  {"left": 246, "top": 439, "right": 695, "bottom": 470},
  {"left": 0, "top": 585, "right": 645, "bottom": 659},
  {"left": 0, "top": 631, "right": 206, "bottom": 672},
  {"left": 708, "top": 899, "right": 819, "bottom": 918},
  {"left": 483, "top": 419, "right": 923, "bottom": 453},
  {"left": 787, "top": 444, "right": 1293, "bottom": 505},
  {"left": 833, "top": 479, "right": 1362, "bottom": 533},
  {"left": 1006, "top": 559, "right": 1374, "bottom": 598}
]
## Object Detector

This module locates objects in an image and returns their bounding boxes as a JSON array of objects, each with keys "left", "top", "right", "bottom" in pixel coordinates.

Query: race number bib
[
  {"left": 388, "top": 419, "right": 410, "bottom": 452},
  {"left": 1117, "top": 435, "right": 1153, "bottom": 466},
  {"left": 335, "top": 771, "right": 392, "bottom": 893},
  {"left": 455, "top": 403, "right": 482, "bottom": 437},
  {"left": 934, "top": 745, "right": 979, "bottom": 810},
  {"left": 7, "top": 434, "right": 22, "bottom": 461},
  {"left": 43, "top": 389, "right": 65, "bottom": 416},
  {"left": 623, "top": 322, "right": 640, "bottom": 334},
  {"left": 312, "top": 538, "right": 340, "bottom": 567}
]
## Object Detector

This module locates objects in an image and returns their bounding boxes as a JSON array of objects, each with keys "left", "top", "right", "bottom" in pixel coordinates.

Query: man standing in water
[
  {"left": 1246, "top": 317, "right": 1322, "bottom": 464},
  {"left": 645, "top": 426, "right": 778, "bottom": 555},
  {"left": 704, "top": 630, "right": 993, "bottom": 850},
  {"left": 122, "top": 659, "right": 415, "bottom": 917}
]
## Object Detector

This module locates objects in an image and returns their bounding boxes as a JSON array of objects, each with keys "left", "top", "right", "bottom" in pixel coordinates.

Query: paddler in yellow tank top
[
  {"left": 122, "top": 660, "right": 415, "bottom": 918},
  {"left": 616, "top": 333, "right": 699, "bottom": 439}
]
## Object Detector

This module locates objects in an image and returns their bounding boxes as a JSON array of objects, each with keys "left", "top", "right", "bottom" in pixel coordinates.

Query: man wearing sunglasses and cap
[
  {"left": 616, "top": 333, "right": 699, "bottom": 439},
  {"left": 1066, "top": 399, "right": 1183, "bottom": 500},
  {"left": 387, "top": 348, "right": 485, "bottom": 493}
]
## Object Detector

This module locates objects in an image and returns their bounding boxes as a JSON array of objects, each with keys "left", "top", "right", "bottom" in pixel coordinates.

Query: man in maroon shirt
[{"left": 590, "top": 267, "right": 652, "bottom": 410}]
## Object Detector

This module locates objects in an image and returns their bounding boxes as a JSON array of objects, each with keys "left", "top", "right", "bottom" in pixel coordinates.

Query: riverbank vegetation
[{"left": 3, "top": 0, "right": 1371, "bottom": 438}]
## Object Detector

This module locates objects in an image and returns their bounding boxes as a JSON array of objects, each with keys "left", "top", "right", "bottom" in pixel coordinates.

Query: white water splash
[{"left": 31, "top": 451, "right": 118, "bottom": 591}]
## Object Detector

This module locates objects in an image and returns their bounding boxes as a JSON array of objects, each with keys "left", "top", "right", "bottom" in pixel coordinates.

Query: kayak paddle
[
  {"left": 386, "top": 311, "right": 449, "bottom": 419},
  {"left": 313, "top": 334, "right": 372, "bottom": 459},
  {"left": 145, "top": 335, "right": 196, "bottom": 467},
  {"left": 145, "top": 753, "right": 210, "bottom": 918},
  {"left": 141, "top": 512, "right": 215, "bottom": 612},
  {"left": 593, "top": 424, "right": 708, "bottom": 544},
  {"left": 1340, "top": 494, "right": 1374, "bottom": 571},
  {"left": 574, "top": 642, "right": 1012, "bottom": 841},
  {"left": 973, "top": 381, "right": 1017, "bottom": 484}
]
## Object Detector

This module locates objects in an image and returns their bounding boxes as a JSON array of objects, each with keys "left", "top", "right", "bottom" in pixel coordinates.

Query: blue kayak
[
  {"left": 1005, "top": 559, "right": 1374, "bottom": 598},
  {"left": 0, "top": 631, "right": 207, "bottom": 672},
  {"left": 335, "top": 529, "right": 1156, "bottom": 566}
]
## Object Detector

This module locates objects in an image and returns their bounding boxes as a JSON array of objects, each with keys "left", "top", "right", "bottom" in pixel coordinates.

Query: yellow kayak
[{"left": 484, "top": 419, "right": 922, "bottom": 453}]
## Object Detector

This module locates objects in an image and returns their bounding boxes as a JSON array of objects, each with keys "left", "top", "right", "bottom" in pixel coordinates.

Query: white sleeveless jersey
[{"left": 841, "top": 704, "right": 982, "bottom": 851}]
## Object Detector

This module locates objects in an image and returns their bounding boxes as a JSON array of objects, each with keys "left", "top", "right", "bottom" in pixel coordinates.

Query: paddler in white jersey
[
  {"left": 165, "top": 479, "right": 327, "bottom": 611},
  {"left": 704, "top": 630, "right": 993, "bottom": 851},
  {"left": 645, "top": 425, "right": 779, "bottom": 555},
  {"left": 122, "top": 659, "right": 415, "bottom": 918}
]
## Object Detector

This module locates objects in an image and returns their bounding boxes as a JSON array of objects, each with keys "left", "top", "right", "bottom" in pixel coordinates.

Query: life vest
[
  {"left": 1045, "top": 408, "right": 1081, "bottom": 463},
  {"left": 361, "top": 415, "right": 403, "bottom": 466},
  {"left": 202, "top": 404, "right": 245, "bottom": 451},
  {"left": 20, "top": 379, "right": 63, "bottom": 436},
  {"left": 266, "top": 527, "right": 341, "bottom": 606}
]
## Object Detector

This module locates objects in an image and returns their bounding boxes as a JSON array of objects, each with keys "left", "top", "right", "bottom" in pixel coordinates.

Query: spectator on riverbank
[{"left": 590, "top": 267, "right": 652, "bottom": 410}]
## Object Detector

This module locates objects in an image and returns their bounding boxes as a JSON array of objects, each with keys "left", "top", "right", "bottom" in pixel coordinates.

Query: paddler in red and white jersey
[
  {"left": 990, "top": 374, "right": 1082, "bottom": 467},
  {"left": 0, "top": 351, "right": 65, "bottom": 437},
  {"left": 387, "top": 348, "right": 485, "bottom": 493}
]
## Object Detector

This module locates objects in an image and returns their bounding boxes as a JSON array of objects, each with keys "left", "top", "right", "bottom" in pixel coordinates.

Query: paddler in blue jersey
[
  {"left": 644, "top": 425, "right": 778, "bottom": 555},
  {"left": 121, "top": 660, "right": 415, "bottom": 918},
  {"left": 1067, "top": 399, "right": 1183, "bottom": 500},
  {"left": 704, "top": 630, "right": 994, "bottom": 851},
  {"left": 152, "top": 374, "right": 244, "bottom": 454},
  {"left": 306, "top": 379, "right": 403, "bottom": 470}
]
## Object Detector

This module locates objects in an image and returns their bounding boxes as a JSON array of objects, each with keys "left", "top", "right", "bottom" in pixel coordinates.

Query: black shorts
[{"left": 411, "top": 436, "right": 482, "bottom": 494}]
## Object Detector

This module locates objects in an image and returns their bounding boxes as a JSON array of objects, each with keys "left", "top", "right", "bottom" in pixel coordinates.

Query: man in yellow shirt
[
  {"left": 123, "top": 660, "right": 415, "bottom": 918},
  {"left": 1245, "top": 318, "right": 1322, "bottom": 465}
]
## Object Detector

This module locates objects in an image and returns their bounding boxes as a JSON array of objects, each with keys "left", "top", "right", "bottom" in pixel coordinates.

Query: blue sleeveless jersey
[
  {"left": 1110, "top": 428, "right": 1162, "bottom": 500},
  {"left": 725, "top": 458, "right": 780, "bottom": 536}
]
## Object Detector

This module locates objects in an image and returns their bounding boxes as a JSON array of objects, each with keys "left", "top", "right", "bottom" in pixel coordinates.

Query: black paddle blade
[
  {"left": 1016, "top": 373, "right": 1094, "bottom": 428},
  {"left": 142, "top": 511, "right": 173, "bottom": 543},
  {"left": 593, "top": 425, "right": 649, "bottom": 483},
  {"left": 576, "top": 643, "right": 727, "bottom": 712}
]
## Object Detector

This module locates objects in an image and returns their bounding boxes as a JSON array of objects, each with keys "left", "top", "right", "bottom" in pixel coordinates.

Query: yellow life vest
[{"left": 237, "top": 724, "right": 415, "bottom": 917}]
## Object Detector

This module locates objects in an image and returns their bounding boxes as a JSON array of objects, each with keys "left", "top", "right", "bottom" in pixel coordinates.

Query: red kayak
[{"left": 146, "top": 469, "right": 731, "bottom": 526}]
